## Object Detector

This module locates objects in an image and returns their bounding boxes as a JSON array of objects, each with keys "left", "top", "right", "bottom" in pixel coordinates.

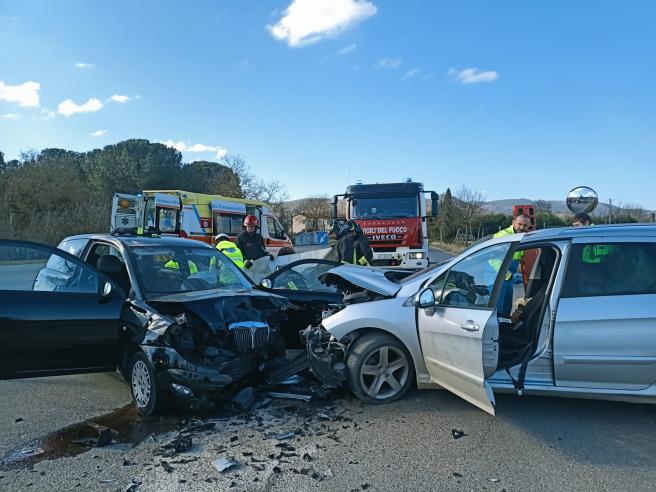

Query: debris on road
[
  {"left": 451, "top": 429, "right": 466, "bottom": 440},
  {"left": 213, "top": 457, "right": 239, "bottom": 473},
  {"left": 72, "top": 423, "right": 117, "bottom": 447},
  {"left": 266, "top": 392, "right": 312, "bottom": 402},
  {"left": 232, "top": 387, "right": 256, "bottom": 411},
  {"left": 156, "top": 432, "right": 193, "bottom": 457},
  {"left": 123, "top": 479, "right": 142, "bottom": 492}
]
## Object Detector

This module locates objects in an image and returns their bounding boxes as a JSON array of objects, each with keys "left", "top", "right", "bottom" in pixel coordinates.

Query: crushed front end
[
  {"left": 303, "top": 325, "right": 347, "bottom": 387},
  {"left": 134, "top": 292, "right": 292, "bottom": 407}
]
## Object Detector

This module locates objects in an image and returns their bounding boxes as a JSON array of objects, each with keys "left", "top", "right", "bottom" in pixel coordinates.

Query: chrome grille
[{"left": 229, "top": 322, "right": 271, "bottom": 352}]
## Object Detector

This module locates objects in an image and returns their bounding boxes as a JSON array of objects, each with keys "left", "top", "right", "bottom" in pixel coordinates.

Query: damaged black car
[{"left": 0, "top": 236, "right": 340, "bottom": 416}]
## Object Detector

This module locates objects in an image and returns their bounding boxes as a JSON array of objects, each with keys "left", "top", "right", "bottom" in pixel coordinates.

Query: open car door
[
  {"left": 415, "top": 242, "right": 515, "bottom": 415},
  {"left": 0, "top": 240, "right": 124, "bottom": 379}
]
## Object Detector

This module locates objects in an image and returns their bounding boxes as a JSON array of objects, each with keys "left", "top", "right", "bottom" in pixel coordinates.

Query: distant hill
[{"left": 483, "top": 199, "right": 612, "bottom": 216}]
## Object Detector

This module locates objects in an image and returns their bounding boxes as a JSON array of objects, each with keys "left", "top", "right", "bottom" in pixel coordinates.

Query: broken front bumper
[
  {"left": 141, "top": 345, "right": 257, "bottom": 391},
  {"left": 303, "top": 326, "right": 347, "bottom": 387}
]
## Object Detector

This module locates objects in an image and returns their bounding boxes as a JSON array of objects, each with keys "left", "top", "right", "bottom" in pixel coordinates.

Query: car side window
[
  {"left": 271, "top": 262, "right": 338, "bottom": 292},
  {"left": 426, "top": 270, "right": 449, "bottom": 303},
  {"left": 563, "top": 242, "right": 656, "bottom": 297},
  {"left": 440, "top": 243, "right": 512, "bottom": 308},
  {"left": 0, "top": 242, "right": 99, "bottom": 293}
]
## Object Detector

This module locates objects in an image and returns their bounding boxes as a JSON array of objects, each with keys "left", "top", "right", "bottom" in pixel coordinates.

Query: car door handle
[{"left": 461, "top": 322, "right": 479, "bottom": 332}]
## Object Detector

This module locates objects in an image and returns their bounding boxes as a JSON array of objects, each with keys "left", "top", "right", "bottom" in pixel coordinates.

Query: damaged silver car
[
  {"left": 0, "top": 235, "right": 338, "bottom": 416},
  {"left": 306, "top": 223, "right": 656, "bottom": 415}
]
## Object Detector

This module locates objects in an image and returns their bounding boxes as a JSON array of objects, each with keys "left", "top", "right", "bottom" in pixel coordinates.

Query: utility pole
[{"left": 608, "top": 198, "right": 612, "bottom": 224}]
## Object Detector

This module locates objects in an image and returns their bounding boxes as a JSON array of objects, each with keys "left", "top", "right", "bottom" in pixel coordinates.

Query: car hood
[
  {"left": 146, "top": 287, "right": 281, "bottom": 303},
  {"left": 319, "top": 264, "right": 402, "bottom": 297}
]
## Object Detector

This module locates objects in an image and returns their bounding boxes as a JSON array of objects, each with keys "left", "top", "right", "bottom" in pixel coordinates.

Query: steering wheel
[{"left": 153, "top": 267, "right": 194, "bottom": 290}]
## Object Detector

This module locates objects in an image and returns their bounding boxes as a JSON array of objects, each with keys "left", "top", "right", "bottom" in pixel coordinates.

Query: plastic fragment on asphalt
[
  {"left": 213, "top": 457, "right": 239, "bottom": 473},
  {"left": 99, "top": 478, "right": 117, "bottom": 483},
  {"left": 124, "top": 479, "right": 142, "bottom": 491},
  {"left": 273, "top": 431, "right": 295, "bottom": 440},
  {"left": 266, "top": 392, "right": 312, "bottom": 402},
  {"left": 451, "top": 429, "right": 466, "bottom": 440}
]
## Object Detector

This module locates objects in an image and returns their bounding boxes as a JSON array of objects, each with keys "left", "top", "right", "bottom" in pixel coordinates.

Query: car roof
[
  {"left": 522, "top": 222, "right": 656, "bottom": 243},
  {"left": 62, "top": 234, "right": 213, "bottom": 248}
]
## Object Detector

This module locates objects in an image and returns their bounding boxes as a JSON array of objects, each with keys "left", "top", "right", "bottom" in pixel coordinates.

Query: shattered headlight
[{"left": 408, "top": 252, "right": 426, "bottom": 260}]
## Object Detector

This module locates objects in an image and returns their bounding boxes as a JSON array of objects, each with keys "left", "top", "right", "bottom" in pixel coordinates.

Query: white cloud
[
  {"left": 57, "top": 98, "right": 103, "bottom": 116},
  {"left": 268, "top": 0, "right": 377, "bottom": 47},
  {"left": 422, "top": 72, "right": 434, "bottom": 81},
  {"left": 109, "top": 94, "right": 130, "bottom": 103},
  {"left": 40, "top": 108, "right": 56, "bottom": 119},
  {"left": 91, "top": 130, "right": 107, "bottom": 137},
  {"left": 75, "top": 62, "right": 94, "bottom": 69},
  {"left": 448, "top": 67, "right": 499, "bottom": 85},
  {"left": 160, "top": 140, "right": 227, "bottom": 159},
  {"left": 240, "top": 59, "right": 253, "bottom": 69},
  {"left": 376, "top": 57, "right": 402, "bottom": 70},
  {"left": 0, "top": 80, "right": 40, "bottom": 107},
  {"left": 402, "top": 68, "right": 419, "bottom": 79},
  {"left": 336, "top": 43, "right": 356, "bottom": 56},
  {"left": 2, "top": 112, "right": 20, "bottom": 120}
]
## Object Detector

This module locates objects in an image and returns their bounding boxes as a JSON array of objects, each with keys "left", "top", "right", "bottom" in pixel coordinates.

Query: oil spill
[{"left": 1, "top": 404, "right": 178, "bottom": 469}]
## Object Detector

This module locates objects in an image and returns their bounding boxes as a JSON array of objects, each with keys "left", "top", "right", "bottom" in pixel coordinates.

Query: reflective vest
[
  {"left": 165, "top": 259, "right": 198, "bottom": 274},
  {"left": 353, "top": 249, "right": 369, "bottom": 266},
  {"left": 494, "top": 225, "right": 524, "bottom": 261},
  {"left": 582, "top": 244, "right": 616, "bottom": 264},
  {"left": 215, "top": 240, "right": 245, "bottom": 269}
]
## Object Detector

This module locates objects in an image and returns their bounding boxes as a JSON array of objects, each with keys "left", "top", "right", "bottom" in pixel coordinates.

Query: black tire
[
  {"left": 346, "top": 333, "right": 414, "bottom": 405},
  {"left": 129, "top": 352, "right": 170, "bottom": 416},
  {"left": 277, "top": 247, "right": 295, "bottom": 256}
]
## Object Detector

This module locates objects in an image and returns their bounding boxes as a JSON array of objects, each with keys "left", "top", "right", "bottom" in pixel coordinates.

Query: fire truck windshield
[{"left": 350, "top": 196, "right": 418, "bottom": 219}]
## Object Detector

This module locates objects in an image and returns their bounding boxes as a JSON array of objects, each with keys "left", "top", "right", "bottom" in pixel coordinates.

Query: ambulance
[{"left": 110, "top": 190, "right": 295, "bottom": 256}]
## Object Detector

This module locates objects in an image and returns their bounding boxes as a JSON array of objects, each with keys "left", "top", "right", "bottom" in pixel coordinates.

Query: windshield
[
  {"left": 350, "top": 196, "right": 418, "bottom": 219},
  {"left": 130, "top": 246, "right": 252, "bottom": 297}
]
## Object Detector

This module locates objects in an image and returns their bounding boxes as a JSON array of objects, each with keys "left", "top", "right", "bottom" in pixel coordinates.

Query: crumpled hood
[
  {"left": 319, "top": 264, "right": 402, "bottom": 297},
  {"left": 147, "top": 289, "right": 293, "bottom": 332}
]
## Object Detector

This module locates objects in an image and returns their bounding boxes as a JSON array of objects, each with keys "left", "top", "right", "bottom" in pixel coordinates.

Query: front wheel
[
  {"left": 129, "top": 352, "right": 170, "bottom": 416},
  {"left": 346, "top": 333, "right": 414, "bottom": 404}
]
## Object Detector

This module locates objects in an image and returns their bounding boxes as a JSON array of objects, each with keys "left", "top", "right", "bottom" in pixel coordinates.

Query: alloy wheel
[
  {"left": 132, "top": 360, "right": 152, "bottom": 408},
  {"left": 359, "top": 345, "right": 410, "bottom": 400}
]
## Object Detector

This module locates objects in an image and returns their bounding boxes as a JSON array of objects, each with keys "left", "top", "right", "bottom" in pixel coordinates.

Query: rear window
[
  {"left": 57, "top": 238, "right": 89, "bottom": 257},
  {"left": 562, "top": 242, "right": 656, "bottom": 297}
]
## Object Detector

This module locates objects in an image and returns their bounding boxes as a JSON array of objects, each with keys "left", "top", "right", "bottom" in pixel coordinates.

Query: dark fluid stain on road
[{"left": 1, "top": 404, "right": 178, "bottom": 469}]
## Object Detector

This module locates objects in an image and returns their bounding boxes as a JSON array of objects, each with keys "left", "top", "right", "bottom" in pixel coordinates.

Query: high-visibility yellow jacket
[
  {"left": 164, "top": 259, "right": 198, "bottom": 274},
  {"left": 214, "top": 240, "right": 245, "bottom": 268}
]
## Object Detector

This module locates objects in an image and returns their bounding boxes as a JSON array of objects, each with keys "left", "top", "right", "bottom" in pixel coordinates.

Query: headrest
[{"left": 97, "top": 255, "right": 123, "bottom": 274}]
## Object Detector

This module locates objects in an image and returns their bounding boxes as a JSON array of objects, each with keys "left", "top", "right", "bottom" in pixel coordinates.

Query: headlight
[{"left": 408, "top": 252, "right": 426, "bottom": 259}]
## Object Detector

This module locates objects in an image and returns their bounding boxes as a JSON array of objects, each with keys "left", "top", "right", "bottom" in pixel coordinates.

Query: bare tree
[
  {"left": 295, "top": 195, "right": 331, "bottom": 231},
  {"left": 222, "top": 154, "right": 290, "bottom": 214},
  {"left": 454, "top": 185, "right": 486, "bottom": 242}
]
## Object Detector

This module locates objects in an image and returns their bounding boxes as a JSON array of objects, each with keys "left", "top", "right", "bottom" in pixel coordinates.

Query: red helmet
[{"left": 243, "top": 214, "right": 259, "bottom": 226}]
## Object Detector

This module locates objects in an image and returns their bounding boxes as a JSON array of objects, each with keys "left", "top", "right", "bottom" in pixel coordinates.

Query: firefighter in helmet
[{"left": 236, "top": 214, "right": 273, "bottom": 263}]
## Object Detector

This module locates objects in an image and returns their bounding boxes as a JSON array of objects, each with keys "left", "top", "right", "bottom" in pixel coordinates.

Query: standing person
[
  {"left": 212, "top": 233, "right": 245, "bottom": 268},
  {"left": 351, "top": 221, "right": 373, "bottom": 266},
  {"left": 236, "top": 214, "right": 273, "bottom": 263},
  {"left": 336, "top": 223, "right": 355, "bottom": 264}
]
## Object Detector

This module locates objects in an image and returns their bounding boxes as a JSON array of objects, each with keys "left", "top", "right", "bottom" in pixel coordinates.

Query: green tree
[
  {"left": 87, "top": 139, "right": 182, "bottom": 195},
  {"left": 179, "top": 160, "right": 241, "bottom": 196}
]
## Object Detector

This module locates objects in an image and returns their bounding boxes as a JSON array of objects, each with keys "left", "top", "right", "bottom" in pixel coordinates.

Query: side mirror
[
  {"left": 415, "top": 288, "right": 436, "bottom": 308},
  {"left": 260, "top": 278, "right": 272, "bottom": 289},
  {"left": 431, "top": 192, "right": 439, "bottom": 216}
]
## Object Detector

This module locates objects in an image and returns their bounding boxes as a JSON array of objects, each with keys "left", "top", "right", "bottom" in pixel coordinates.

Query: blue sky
[{"left": 1, "top": 0, "right": 655, "bottom": 207}]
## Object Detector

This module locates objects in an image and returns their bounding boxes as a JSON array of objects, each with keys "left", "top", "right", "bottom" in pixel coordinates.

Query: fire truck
[
  {"left": 110, "top": 190, "right": 295, "bottom": 256},
  {"left": 331, "top": 181, "right": 438, "bottom": 269}
]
